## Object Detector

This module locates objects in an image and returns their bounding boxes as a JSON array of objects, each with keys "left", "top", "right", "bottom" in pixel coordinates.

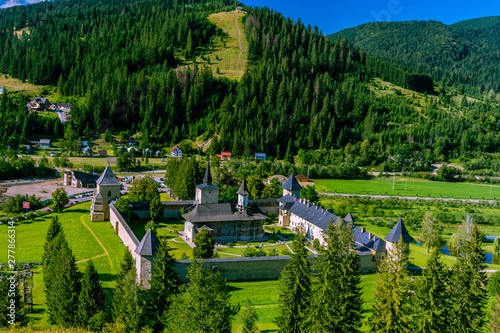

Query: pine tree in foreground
[
  {"left": 77, "top": 260, "right": 105, "bottom": 327},
  {"left": 112, "top": 249, "right": 140, "bottom": 332},
  {"left": 45, "top": 234, "right": 80, "bottom": 327},
  {"left": 369, "top": 240, "right": 412, "bottom": 333},
  {"left": 42, "top": 215, "right": 62, "bottom": 265},
  {"left": 413, "top": 249, "right": 449, "bottom": 332},
  {"left": 448, "top": 224, "right": 487, "bottom": 333},
  {"left": 275, "top": 232, "right": 311, "bottom": 333},
  {"left": 240, "top": 297, "right": 259, "bottom": 333},
  {"left": 306, "top": 219, "right": 363, "bottom": 333},
  {"left": 164, "top": 260, "right": 239, "bottom": 333},
  {"left": 146, "top": 240, "right": 181, "bottom": 331},
  {"left": 193, "top": 229, "right": 215, "bottom": 259}
]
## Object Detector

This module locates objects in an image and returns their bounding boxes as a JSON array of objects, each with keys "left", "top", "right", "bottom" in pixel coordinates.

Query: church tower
[
  {"left": 282, "top": 173, "right": 302, "bottom": 198},
  {"left": 90, "top": 163, "right": 121, "bottom": 222},
  {"left": 195, "top": 162, "right": 219, "bottom": 204},
  {"left": 237, "top": 179, "right": 249, "bottom": 212}
]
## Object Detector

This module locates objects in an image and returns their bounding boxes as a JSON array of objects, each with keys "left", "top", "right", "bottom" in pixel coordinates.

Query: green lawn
[
  {"left": 315, "top": 178, "right": 500, "bottom": 200},
  {"left": 0, "top": 202, "right": 128, "bottom": 327}
]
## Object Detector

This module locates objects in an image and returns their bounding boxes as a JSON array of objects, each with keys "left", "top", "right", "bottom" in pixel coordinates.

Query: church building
[{"left": 183, "top": 163, "right": 268, "bottom": 243}]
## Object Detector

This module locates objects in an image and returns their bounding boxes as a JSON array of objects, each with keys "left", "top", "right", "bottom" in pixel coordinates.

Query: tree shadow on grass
[{"left": 98, "top": 273, "right": 117, "bottom": 282}]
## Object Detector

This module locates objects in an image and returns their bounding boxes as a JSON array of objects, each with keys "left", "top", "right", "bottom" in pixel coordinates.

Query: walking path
[
  {"left": 234, "top": 11, "right": 243, "bottom": 71},
  {"left": 79, "top": 215, "right": 114, "bottom": 270}
]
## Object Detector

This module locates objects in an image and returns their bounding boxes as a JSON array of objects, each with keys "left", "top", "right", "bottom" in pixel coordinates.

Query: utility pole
[
  {"left": 405, "top": 178, "right": 407, "bottom": 191},
  {"left": 392, "top": 176, "right": 395, "bottom": 191}
]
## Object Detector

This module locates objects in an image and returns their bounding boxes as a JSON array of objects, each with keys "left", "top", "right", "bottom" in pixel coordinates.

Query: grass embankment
[
  {"left": 315, "top": 178, "right": 500, "bottom": 200},
  {"left": 204, "top": 10, "right": 248, "bottom": 81}
]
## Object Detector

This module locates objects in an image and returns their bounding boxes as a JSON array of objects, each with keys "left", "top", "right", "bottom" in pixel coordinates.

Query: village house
[
  {"left": 39, "top": 139, "right": 51, "bottom": 148},
  {"left": 217, "top": 151, "right": 232, "bottom": 160},
  {"left": 50, "top": 102, "right": 72, "bottom": 112},
  {"left": 255, "top": 153, "right": 266, "bottom": 161},
  {"left": 98, "top": 150, "right": 108, "bottom": 157},
  {"left": 266, "top": 174, "right": 287, "bottom": 184},
  {"left": 295, "top": 174, "right": 309, "bottom": 182},
  {"left": 26, "top": 97, "right": 49, "bottom": 111},
  {"left": 171, "top": 145, "right": 183, "bottom": 157},
  {"left": 64, "top": 170, "right": 99, "bottom": 188}
]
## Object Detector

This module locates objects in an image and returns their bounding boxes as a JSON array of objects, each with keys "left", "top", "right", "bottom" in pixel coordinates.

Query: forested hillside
[
  {"left": 1, "top": 1, "right": 500, "bottom": 175},
  {"left": 332, "top": 17, "right": 500, "bottom": 97}
]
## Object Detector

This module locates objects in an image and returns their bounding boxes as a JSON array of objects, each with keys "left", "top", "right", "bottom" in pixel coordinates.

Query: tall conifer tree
[
  {"left": 77, "top": 260, "right": 105, "bottom": 327},
  {"left": 369, "top": 240, "right": 412, "bottom": 333},
  {"left": 275, "top": 232, "right": 311, "bottom": 333},
  {"left": 306, "top": 219, "right": 363, "bottom": 332}
]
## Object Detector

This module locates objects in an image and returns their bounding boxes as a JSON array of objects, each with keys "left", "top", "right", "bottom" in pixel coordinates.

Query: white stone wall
[
  {"left": 289, "top": 213, "right": 326, "bottom": 244},
  {"left": 195, "top": 187, "right": 219, "bottom": 204}
]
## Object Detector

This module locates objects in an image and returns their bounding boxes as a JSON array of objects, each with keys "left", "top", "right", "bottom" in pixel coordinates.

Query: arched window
[{"left": 108, "top": 191, "right": 111, "bottom": 197}]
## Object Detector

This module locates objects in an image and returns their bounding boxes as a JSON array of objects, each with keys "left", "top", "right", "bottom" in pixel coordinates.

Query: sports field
[{"left": 315, "top": 178, "right": 500, "bottom": 199}]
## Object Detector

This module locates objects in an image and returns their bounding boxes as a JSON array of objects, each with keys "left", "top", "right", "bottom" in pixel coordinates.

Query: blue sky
[
  {"left": 1, "top": 0, "right": 499, "bottom": 35},
  {"left": 242, "top": 0, "right": 500, "bottom": 34}
]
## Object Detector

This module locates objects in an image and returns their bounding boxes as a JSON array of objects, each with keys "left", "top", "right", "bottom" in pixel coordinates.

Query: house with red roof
[{"left": 171, "top": 146, "right": 182, "bottom": 157}]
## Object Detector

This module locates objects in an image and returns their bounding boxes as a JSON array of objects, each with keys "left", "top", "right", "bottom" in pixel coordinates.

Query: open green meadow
[{"left": 315, "top": 178, "right": 500, "bottom": 199}]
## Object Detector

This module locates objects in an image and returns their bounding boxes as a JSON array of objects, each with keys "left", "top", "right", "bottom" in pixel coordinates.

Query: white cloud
[{"left": 0, "top": 0, "right": 45, "bottom": 9}]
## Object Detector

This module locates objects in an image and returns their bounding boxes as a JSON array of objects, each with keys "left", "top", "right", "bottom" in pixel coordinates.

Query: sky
[
  {"left": 242, "top": 0, "right": 500, "bottom": 35},
  {"left": 1, "top": 0, "right": 499, "bottom": 34}
]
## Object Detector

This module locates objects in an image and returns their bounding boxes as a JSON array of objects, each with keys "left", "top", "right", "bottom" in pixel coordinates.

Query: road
[
  {"left": 320, "top": 192, "right": 499, "bottom": 204},
  {"left": 54, "top": 110, "right": 66, "bottom": 123}
]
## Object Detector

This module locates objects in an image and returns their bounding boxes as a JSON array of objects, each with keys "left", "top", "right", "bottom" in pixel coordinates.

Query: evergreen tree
[
  {"left": 284, "top": 139, "right": 293, "bottom": 163},
  {"left": 149, "top": 195, "right": 163, "bottom": 224},
  {"left": 369, "top": 240, "right": 412, "bottom": 333},
  {"left": 306, "top": 219, "right": 363, "bottom": 332},
  {"left": 164, "top": 260, "right": 239, "bottom": 333},
  {"left": 77, "top": 260, "right": 105, "bottom": 327},
  {"left": 240, "top": 297, "right": 259, "bottom": 333},
  {"left": 113, "top": 270, "right": 141, "bottom": 332},
  {"left": 0, "top": 275, "right": 26, "bottom": 327},
  {"left": 413, "top": 249, "right": 449, "bottom": 332},
  {"left": 45, "top": 234, "right": 80, "bottom": 326},
  {"left": 193, "top": 229, "right": 215, "bottom": 259},
  {"left": 117, "top": 248, "right": 135, "bottom": 281},
  {"left": 275, "top": 232, "right": 311, "bottom": 333},
  {"left": 146, "top": 240, "right": 181, "bottom": 331},
  {"left": 42, "top": 215, "right": 62, "bottom": 263},
  {"left": 448, "top": 225, "right": 487, "bottom": 333}
]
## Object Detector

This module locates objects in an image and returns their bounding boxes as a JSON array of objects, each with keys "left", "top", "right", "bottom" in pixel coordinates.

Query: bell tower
[
  {"left": 237, "top": 179, "right": 249, "bottom": 212},
  {"left": 195, "top": 162, "right": 219, "bottom": 204}
]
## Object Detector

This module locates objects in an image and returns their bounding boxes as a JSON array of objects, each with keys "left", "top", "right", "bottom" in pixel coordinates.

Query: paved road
[
  {"left": 54, "top": 110, "right": 66, "bottom": 123},
  {"left": 320, "top": 192, "right": 499, "bottom": 204}
]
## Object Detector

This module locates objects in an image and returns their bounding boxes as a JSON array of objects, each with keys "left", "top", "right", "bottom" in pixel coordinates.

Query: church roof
[
  {"left": 282, "top": 172, "right": 302, "bottom": 191},
  {"left": 182, "top": 203, "right": 267, "bottom": 223},
  {"left": 385, "top": 218, "right": 414, "bottom": 243},
  {"left": 203, "top": 162, "right": 212, "bottom": 185},
  {"left": 135, "top": 228, "right": 161, "bottom": 256},
  {"left": 96, "top": 164, "right": 120, "bottom": 186},
  {"left": 237, "top": 179, "right": 249, "bottom": 195}
]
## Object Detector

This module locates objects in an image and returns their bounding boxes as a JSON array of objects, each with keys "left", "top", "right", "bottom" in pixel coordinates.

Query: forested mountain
[
  {"left": 332, "top": 17, "right": 500, "bottom": 97},
  {"left": 1, "top": 1, "right": 500, "bottom": 175}
]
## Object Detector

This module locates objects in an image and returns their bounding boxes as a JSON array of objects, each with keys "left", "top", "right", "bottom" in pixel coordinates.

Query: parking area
[{"left": 3, "top": 179, "right": 94, "bottom": 201}]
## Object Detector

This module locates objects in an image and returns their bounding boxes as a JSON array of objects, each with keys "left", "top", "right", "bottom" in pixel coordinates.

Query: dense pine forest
[
  {"left": 333, "top": 17, "right": 500, "bottom": 97},
  {"left": 0, "top": 0, "right": 500, "bottom": 176}
]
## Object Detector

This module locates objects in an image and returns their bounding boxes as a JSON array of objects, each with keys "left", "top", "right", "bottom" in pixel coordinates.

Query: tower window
[{"left": 108, "top": 191, "right": 111, "bottom": 197}]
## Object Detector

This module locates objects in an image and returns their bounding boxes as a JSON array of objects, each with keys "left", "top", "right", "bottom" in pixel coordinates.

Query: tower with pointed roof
[
  {"left": 135, "top": 227, "right": 161, "bottom": 287},
  {"left": 90, "top": 163, "right": 121, "bottom": 221},
  {"left": 195, "top": 162, "right": 219, "bottom": 204},
  {"left": 237, "top": 179, "right": 249, "bottom": 212},
  {"left": 384, "top": 218, "right": 414, "bottom": 252},
  {"left": 282, "top": 173, "right": 302, "bottom": 198}
]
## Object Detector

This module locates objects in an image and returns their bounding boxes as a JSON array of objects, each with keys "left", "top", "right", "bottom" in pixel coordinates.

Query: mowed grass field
[
  {"left": 0, "top": 201, "right": 127, "bottom": 327},
  {"left": 315, "top": 178, "right": 500, "bottom": 199},
  {"left": 205, "top": 10, "right": 248, "bottom": 80}
]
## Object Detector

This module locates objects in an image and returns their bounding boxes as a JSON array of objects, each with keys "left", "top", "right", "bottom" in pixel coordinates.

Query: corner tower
[
  {"left": 91, "top": 163, "right": 121, "bottom": 222},
  {"left": 195, "top": 162, "right": 219, "bottom": 204},
  {"left": 282, "top": 173, "right": 302, "bottom": 198},
  {"left": 384, "top": 218, "right": 414, "bottom": 252}
]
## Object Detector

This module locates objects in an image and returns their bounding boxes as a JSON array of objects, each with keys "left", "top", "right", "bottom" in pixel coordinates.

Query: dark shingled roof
[
  {"left": 385, "top": 218, "right": 414, "bottom": 243},
  {"left": 279, "top": 198, "right": 337, "bottom": 230},
  {"left": 182, "top": 203, "right": 267, "bottom": 223},
  {"left": 96, "top": 164, "right": 120, "bottom": 186},
  {"left": 237, "top": 179, "right": 249, "bottom": 195},
  {"left": 135, "top": 228, "right": 161, "bottom": 256},
  {"left": 353, "top": 227, "right": 386, "bottom": 252},
  {"left": 71, "top": 171, "right": 99, "bottom": 184},
  {"left": 344, "top": 212, "right": 354, "bottom": 223},
  {"left": 203, "top": 162, "right": 212, "bottom": 185},
  {"left": 282, "top": 172, "right": 302, "bottom": 191}
]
